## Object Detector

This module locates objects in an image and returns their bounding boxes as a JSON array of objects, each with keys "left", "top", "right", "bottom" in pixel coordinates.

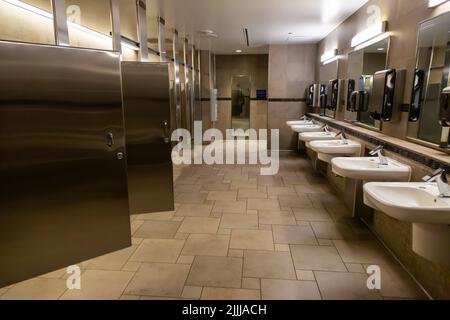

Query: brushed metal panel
[
  {"left": 121, "top": 62, "right": 174, "bottom": 214},
  {"left": 0, "top": 41, "right": 131, "bottom": 288}
]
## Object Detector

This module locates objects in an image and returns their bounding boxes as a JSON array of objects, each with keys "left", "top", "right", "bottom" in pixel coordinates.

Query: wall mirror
[
  {"left": 407, "top": 12, "right": 450, "bottom": 150},
  {"left": 319, "top": 59, "right": 339, "bottom": 118},
  {"left": 231, "top": 75, "right": 251, "bottom": 130},
  {"left": 345, "top": 37, "right": 390, "bottom": 130}
]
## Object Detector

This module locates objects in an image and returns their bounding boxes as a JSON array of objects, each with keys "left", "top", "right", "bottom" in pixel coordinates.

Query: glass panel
[
  {"left": 0, "top": 0, "right": 55, "bottom": 45},
  {"left": 65, "top": 0, "right": 112, "bottom": 50},
  {"left": 231, "top": 75, "right": 251, "bottom": 130},
  {"left": 147, "top": 15, "right": 159, "bottom": 53},
  {"left": 416, "top": 13, "right": 450, "bottom": 144},
  {"left": 319, "top": 59, "right": 338, "bottom": 118},
  {"left": 119, "top": 0, "right": 138, "bottom": 42}
]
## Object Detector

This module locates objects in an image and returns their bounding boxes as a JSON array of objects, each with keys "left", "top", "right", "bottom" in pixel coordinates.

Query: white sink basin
[
  {"left": 364, "top": 183, "right": 450, "bottom": 224},
  {"left": 309, "top": 140, "right": 361, "bottom": 163},
  {"left": 332, "top": 157, "right": 411, "bottom": 182},
  {"left": 299, "top": 132, "right": 339, "bottom": 142},
  {"left": 290, "top": 124, "right": 324, "bottom": 133},
  {"left": 286, "top": 120, "right": 313, "bottom": 127},
  {"left": 364, "top": 182, "right": 450, "bottom": 266}
]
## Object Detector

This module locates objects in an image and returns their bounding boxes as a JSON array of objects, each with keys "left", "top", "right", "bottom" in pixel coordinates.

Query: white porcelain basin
[
  {"left": 332, "top": 157, "right": 411, "bottom": 182},
  {"left": 364, "top": 182, "right": 450, "bottom": 225},
  {"left": 309, "top": 140, "right": 361, "bottom": 164},
  {"left": 299, "top": 131, "right": 339, "bottom": 142},
  {"left": 290, "top": 124, "right": 324, "bottom": 133},
  {"left": 286, "top": 120, "right": 313, "bottom": 127}
]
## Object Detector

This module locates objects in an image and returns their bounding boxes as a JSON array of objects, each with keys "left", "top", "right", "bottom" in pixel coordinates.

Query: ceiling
[{"left": 147, "top": 0, "right": 369, "bottom": 54}]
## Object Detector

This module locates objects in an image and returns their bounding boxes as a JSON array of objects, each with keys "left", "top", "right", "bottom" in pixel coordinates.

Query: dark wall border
[
  {"left": 268, "top": 98, "right": 306, "bottom": 102},
  {"left": 307, "top": 113, "right": 450, "bottom": 171},
  {"left": 217, "top": 97, "right": 268, "bottom": 101}
]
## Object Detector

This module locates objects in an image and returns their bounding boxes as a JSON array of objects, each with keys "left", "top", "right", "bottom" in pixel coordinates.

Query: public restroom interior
[{"left": 0, "top": 0, "right": 449, "bottom": 302}]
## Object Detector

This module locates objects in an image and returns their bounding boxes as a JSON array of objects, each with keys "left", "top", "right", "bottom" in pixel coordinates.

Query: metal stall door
[
  {"left": 121, "top": 62, "right": 174, "bottom": 214},
  {"left": 0, "top": 41, "right": 131, "bottom": 288}
]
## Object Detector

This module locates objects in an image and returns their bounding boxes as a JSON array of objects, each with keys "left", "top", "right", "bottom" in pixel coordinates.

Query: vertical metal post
[
  {"left": 110, "top": 0, "right": 122, "bottom": 52},
  {"left": 51, "top": 0, "right": 69, "bottom": 46},
  {"left": 136, "top": 0, "right": 148, "bottom": 61},
  {"left": 158, "top": 17, "right": 166, "bottom": 62},
  {"left": 173, "top": 29, "right": 181, "bottom": 128}
]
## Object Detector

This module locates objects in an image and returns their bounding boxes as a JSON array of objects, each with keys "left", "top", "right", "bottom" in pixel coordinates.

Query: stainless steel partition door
[
  {"left": 0, "top": 41, "right": 131, "bottom": 288},
  {"left": 121, "top": 62, "right": 174, "bottom": 214}
]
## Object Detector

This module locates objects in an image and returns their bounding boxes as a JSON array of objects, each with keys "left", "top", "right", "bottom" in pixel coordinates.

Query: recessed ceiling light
[
  {"left": 235, "top": 49, "right": 242, "bottom": 53},
  {"left": 377, "top": 48, "right": 385, "bottom": 51}
]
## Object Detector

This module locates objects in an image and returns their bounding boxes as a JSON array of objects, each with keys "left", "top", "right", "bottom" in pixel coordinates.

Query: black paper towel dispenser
[
  {"left": 346, "top": 79, "right": 355, "bottom": 111},
  {"left": 369, "top": 69, "right": 405, "bottom": 122},
  {"left": 307, "top": 84, "right": 320, "bottom": 108},
  {"left": 319, "top": 84, "right": 327, "bottom": 111},
  {"left": 408, "top": 69, "right": 425, "bottom": 122},
  {"left": 439, "top": 87, "right": 450, "bottom": 127},
  {"left": 330, "top": 79, "right": 339, "bottom": 111}
]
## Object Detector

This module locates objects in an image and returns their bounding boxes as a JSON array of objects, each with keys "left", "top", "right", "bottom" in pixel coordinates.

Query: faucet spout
[
  {"left": 369, "top": 145, "right": 388, "bottom": 165},
  {"left": 423, "top": 168, "right": 450, "bottom": 198},
  {"left": 335, "top": 131, "right": 348, "bottom": 144}
]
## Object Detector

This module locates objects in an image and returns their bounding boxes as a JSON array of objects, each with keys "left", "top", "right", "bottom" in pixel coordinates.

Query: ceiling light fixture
[
  {"left": 2, "top": 0, "right": 139, "bottom": 51},
  {"left": 428, "top": 0, "right": 448, "bottom": 7},
  {"left": 321, "top": 49, "right": 338, "bottom": 64},
  {"left": 351, "top": 21, "right": 387, "bottom": 48},
  {"left": 235, "top": 49, "right": 242, "bottom": 53},
  {"left": 377, "top": 47, "right": 385, "bottom": 51}
]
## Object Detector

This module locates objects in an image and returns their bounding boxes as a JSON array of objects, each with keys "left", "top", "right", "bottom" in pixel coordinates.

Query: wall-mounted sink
[
  {"left": 364, "top": 182, "right": 450, "bottom": 266},
  {"left": 332, "top": 157, "right": 411, "bottom": 182},
  {"left": 286, "top": 120, "right": 313, "bottom": 127},
  {"left": 299, "top": 131, "right": 339, "bottom": 143},
  {"left": 309, "top": 139, "right": 361, "bottom": 163},
  {"left": 290, "top": 124, "right": 324, "bottom": 133}
]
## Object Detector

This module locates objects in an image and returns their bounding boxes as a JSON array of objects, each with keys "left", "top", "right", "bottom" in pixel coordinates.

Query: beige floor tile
[
  {"left": 175, "top": 204, "right": 213, "bottom": 217},
  {"left": 200, "top": 183, "right": 231, "bottom": 192},
  {"left": 133, "top": 221, "right": 181, "bottom": 239},
  {"left": 122, "top": 261, "right": 141, "bottom": 272},
  {"left": 293, "top": 207, "right": 333, "bottom": 222},
  {"left": 362, "top": 264, "right": 426, "bottom": 299},
  {"left": 228, "top": 249, "right": 244, "bottom": 258},
  {"left": 130, "top": 239, "right": 184, "bottom": 263},
  {"left": 119, "top": 295, "right": 140, "bottom": 300},
  {"left": 177, "top": 255, "right": 195, "bottom": 265},
  {"left": 257, "top": 176, "right": 284, "bottom": 187},
  {"left": 346, "top": 263, "right": 366, "bottom": 273},
  {"left": 261, "top": 279, "right": 321, "bottom": 300},
  {"left": 87, "top": 245, "right": 137, "bottom": 271},
  {"left": 217, "top": 228, "right": 231, "bottom": 235},
  {"left": 312, "top": 221, "right": 358, "bottom": 240},
  {"left": 130, "top": 220, "right": 144, "bottom": 235},
  {"left": 1, "top": 278, "right": 67, "bottom": 300},
  {"left": 230, "top": 229, "right": 274, "bottom": 251},
  {"left": 275, "top": 244, "right": 290, "bottom": 252},
  {"left": 124, "top": 263, "right": 190, "bottom": 298},
  {"left": 243, "top": 251, "right": 296, "bottom": 280},
  {"left": 318, "top": 239, "right": 334, "bottom": 246},
  {"left": 295, "top": 184, "right": 327, "bottom": 194},
  {"left": 175, "top": 192, "right": 208, "bottom": 204},
  {"left": 238, "top": 189, "right": 267, "bottom": 199},
  {"left": 174, "top": 233, "right": 189, "bottom": 240},
  {"left": 186, "top": 256, "right": 243, "bottom": 289},
  {"left": 61, "top": 270, "right": 134, "bottom": 300},
  {"left": 201, "top": 287, "right": 260, "bottom": 300},
  {"left": 40, "top": 268, "right": 67, "bottom": 279},
  {"left": 182, "top": 286, "right": 203, "bottom": 299},
  {"left": 136, "top": 211, "right": 175, "bottom": 221},
  {"left": 315, "top": 271, "right": 382, "bottom": 300},
  {"left": 207, "top": 191, "right": 237, "bottom": 201},
  {"left": 220, "top": 214, "right": 258, "bottom": 229},
  {"left": 242, "top": 278, "right": 261, "bottom": 290},
  {"left": 213, "top": 200, "right": 247, "bottom": 213},
  {"left": 290, "top": 245, "right": 347, "bottom": 272},
  {"left": 259, "top": 224, "right": 272, "bottom": 231},
  {"left": 273, "top": 225, "right": 317, "bottom": 245},
  {"left": 278, "top": 194, "right": 313, "bottom": 208},
  {"left": 333, "top": 240, "right": 395, "bottom": 264},
  {"left": 248, "top": 198, "right": 280, "bottom": 211},
  {"left": 175, "top": 184, "right": 202, "bottom": 193},
  {"left": 296, "top": 270, "right": 316, "bottom": 281},
  {"left": 267, "top": 186, "right": 296, "bottom": 196},
  {"left": 178, "top": 217, "right": 220, "bottom": 234},
  {"left": 182, "top": 234, "right": 230, "bottom": 257},
  {"left": 230, "top": 181, "right": 258, "bottom": 190},
  {"left": 258, "top": 211, "right": 297, "bottom": 225}
]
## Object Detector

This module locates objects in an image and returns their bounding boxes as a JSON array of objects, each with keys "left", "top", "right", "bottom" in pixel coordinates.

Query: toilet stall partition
[{"left": 0, "top": 41, "right": 132, "bottom": 287}]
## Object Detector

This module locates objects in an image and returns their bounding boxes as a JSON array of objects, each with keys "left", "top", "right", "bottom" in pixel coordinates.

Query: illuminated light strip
[
  {"left": 2, "top": 0, "right": 139, "bottom": 51},
  {"left": 351, "top": 21, "right": 387, "bottom": 48},
  {"left": 320, "top": 49, "right": 338, "bottom": 64},
  {"left": 353, "top": 32, "right": 390, "bottom": 51},
  {"left": 428, "top": 0, "right": 448, "bottom": 8}
]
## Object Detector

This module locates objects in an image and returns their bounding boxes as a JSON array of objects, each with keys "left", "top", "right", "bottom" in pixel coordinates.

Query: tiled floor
[{"left": 0, "top": 152, "right": 427, "bottom": 300}]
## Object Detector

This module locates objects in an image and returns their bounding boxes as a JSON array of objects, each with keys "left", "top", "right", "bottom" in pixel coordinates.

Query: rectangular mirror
[
  {"left": 319, "top": 59, "right": 339, "bottom": 118},
  {"left": 407, "top": 12, "right": 450, "bottom": 150},
  {"left": 345, "top": 36, "right": 390, "bottom": 130},
  {"left": 231, "top": 75, "right": 251, "bottom": 131}
]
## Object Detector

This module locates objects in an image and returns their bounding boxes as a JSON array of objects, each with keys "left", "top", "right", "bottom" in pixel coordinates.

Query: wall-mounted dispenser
[
  {"left": 439, "top": 86, "right": 450, "bottom": 127},
  {"left": 319, "top": 84, "right": 327, "bottom": 112},
  {"left": 306, "top": 84, "right": 320, "bottom": 108},
  {"left": 346, "top": 79, "right": 356, "bottom": 111},
  {"left": 408, "top": 69, "right": 425, "bottom": 122},
  {"left": 330, "top": 79, "right": 339, "bottom": 111},
  {"left": 369, "top": 69, "right": 405, "bottom": 122}
]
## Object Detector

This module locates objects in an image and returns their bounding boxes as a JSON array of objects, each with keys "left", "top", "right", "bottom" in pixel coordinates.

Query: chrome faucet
[
  {"left": 323, "top": 125, "right": 330, "bottom": 132},
  {"left": 422, "top": 168, "right": 450, "bottom": 198},
  {"left": 369, "top": 145, "right": 388, "bottom": 166},
  {"left": 335, "top": 130, "right": 348, "bottom": 144}
]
